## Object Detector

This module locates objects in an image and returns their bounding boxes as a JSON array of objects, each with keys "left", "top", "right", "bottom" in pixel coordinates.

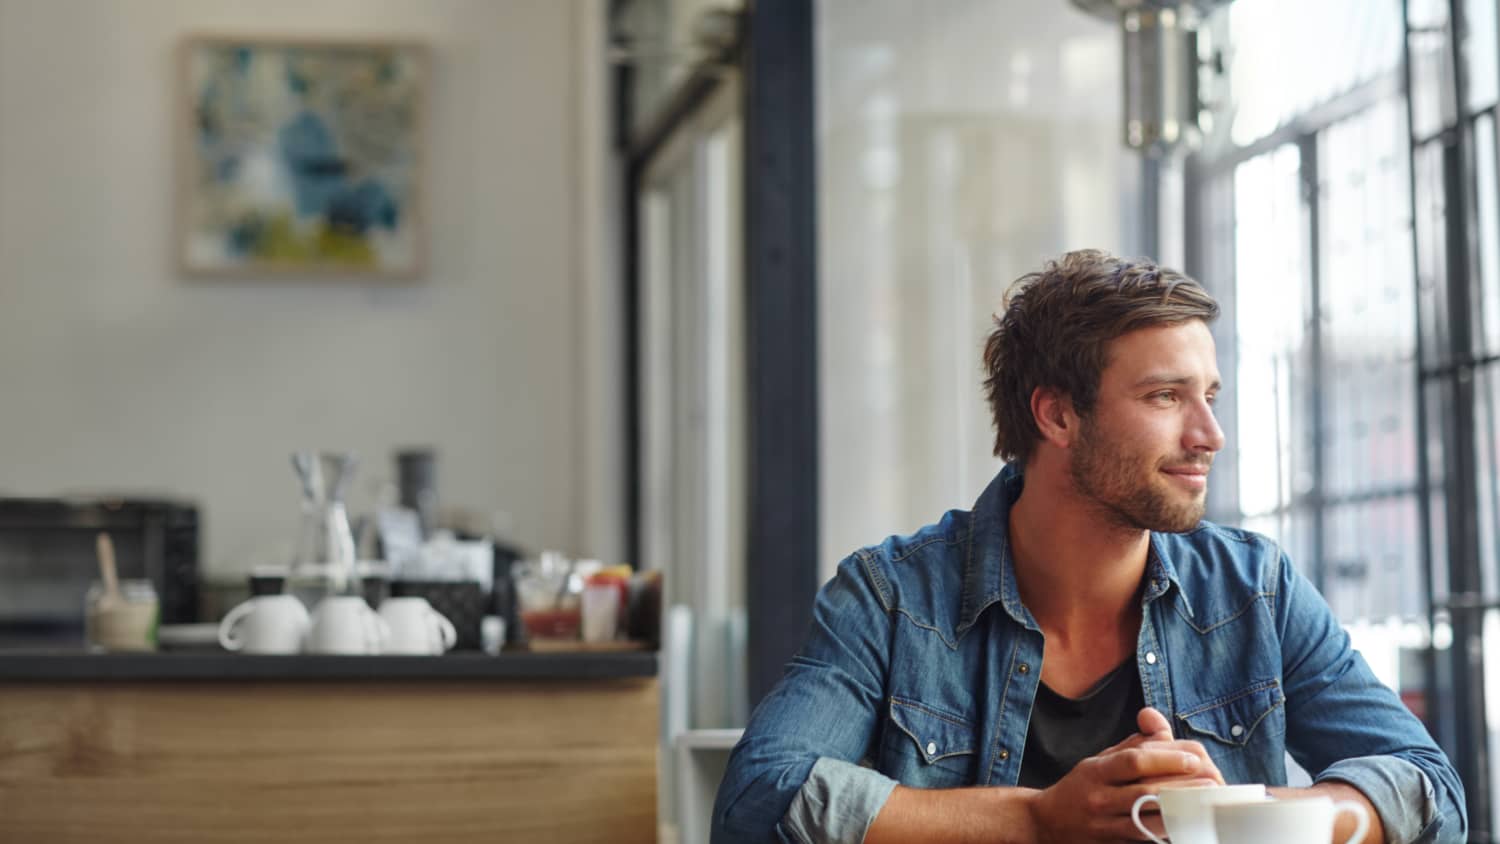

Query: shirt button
[
  {"left": 1145, "top": 651, "right": 1157, "bottom": 665},
  {"left": 1017, "top": 663, "right": 1030, "bottom": 674},
  {"left": 999, "top": 749, "right": 1010, "bottom": 760},
  {"left": 1230, "top": 724, "right": 1245, "bottom": 738},
  {"left": 926, "top": 741, "right": 937, "bottom": 755}
]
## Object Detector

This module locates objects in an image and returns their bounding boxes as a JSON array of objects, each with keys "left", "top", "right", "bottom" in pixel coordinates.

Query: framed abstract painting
[{"left": 177, "top": 37, "right": 427, "bottom": 279}]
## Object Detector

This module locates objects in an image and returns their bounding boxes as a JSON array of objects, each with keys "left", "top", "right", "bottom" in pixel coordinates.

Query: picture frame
[{"left": 176, "top": 35, "right": 428, "bottom": 280}]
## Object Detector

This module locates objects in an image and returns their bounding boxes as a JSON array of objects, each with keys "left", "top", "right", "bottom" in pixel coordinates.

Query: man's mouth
[{"left": 1161, "top": 465, "right": 1211, "bottom": 490}]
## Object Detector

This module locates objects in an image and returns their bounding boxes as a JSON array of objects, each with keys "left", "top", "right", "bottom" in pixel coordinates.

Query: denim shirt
[{"left": 712, "top": 465, "right": 1467, "bottom": 843}]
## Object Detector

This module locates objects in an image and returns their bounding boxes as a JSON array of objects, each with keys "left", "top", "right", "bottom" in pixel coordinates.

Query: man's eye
[
  {"left": 1206, "top": 393, "right": 1218, "bottom": 406},
  {"left": 1151, "top": 391, "right": 1176, "bottom": 403}
]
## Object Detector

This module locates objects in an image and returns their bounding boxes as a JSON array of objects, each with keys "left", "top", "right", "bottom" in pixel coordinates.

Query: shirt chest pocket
[
  {"left": 880, "top": 697, "right": 979, "bottom": 788},
  {"left": 1176, "top": 679, "right": 1287, "bottom": 763}
]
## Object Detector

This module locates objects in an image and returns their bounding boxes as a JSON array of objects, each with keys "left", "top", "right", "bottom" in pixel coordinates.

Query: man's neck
[{"left": 1007, "top": 468, "right": 1150, "bottom": 643}]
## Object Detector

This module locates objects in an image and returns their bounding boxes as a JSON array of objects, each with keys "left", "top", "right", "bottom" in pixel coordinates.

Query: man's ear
[{"left": 1031, "top": 386, "right": 1080, "bottom": 449}]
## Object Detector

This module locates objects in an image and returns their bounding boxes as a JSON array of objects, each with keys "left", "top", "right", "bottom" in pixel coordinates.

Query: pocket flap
[
  {"left": 888, "top": 697, "right": 976, "bottom": 763},
  {"left": 1176, "top": 679, "right": 1285, "bottom": 747}
]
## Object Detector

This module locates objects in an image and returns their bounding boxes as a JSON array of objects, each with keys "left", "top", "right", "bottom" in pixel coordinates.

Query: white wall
[
  {"left": 817, "top": 0, "right": 1144, "bottom": 580},
  {"left": 0, "top": 0, "right": 623, "bottom": 578}
]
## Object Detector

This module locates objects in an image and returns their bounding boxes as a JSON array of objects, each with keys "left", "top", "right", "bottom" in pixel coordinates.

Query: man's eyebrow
[{"left": 1132, "top": 374, "right": 1223, "bottom": 392}]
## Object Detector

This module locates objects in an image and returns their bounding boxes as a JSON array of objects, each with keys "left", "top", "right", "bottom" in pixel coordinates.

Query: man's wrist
[{"left": 1015, "top": 786, "right": 1044, "bottom": 844}]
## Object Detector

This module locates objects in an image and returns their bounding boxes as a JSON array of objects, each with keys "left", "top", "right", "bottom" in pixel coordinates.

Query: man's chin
[
  {"left": 1157, "top": 500, "right": 1207, "bottom": 533},
  {"left": 1141, "top": 488, "right": 1206, "bottom": 533}
]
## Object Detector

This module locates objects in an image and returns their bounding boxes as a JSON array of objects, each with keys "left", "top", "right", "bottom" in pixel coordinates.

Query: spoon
[{"left": 96, "top": 532, "right": 121, "bottom": 608}]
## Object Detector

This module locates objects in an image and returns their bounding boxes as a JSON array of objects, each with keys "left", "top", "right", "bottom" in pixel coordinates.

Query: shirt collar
[{"left": 955, "top": 464, "right": 1194, "bottom": 638}]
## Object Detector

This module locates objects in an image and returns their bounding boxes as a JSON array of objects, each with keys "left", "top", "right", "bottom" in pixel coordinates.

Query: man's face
[{"left": 1068, "top": 320, "right": 1225, "bottom": 533}]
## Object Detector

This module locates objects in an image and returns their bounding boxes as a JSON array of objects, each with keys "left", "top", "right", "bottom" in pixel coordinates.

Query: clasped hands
[{"left": 1029, "top": 707, "right": 1224, "bottom": 843}]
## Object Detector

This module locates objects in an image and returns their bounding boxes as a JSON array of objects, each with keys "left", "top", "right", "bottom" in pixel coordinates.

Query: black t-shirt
[{"left": 1016, "top": 658, "right": 1146, "bottom": 789}]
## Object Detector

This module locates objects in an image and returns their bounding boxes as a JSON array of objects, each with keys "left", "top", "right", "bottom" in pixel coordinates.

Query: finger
[
  {"left": 1101, "top": 729, "right": 1153, "bottom": 755},
  {"left": 1134, "top": 773, "right": 1226, "bottom": 788},
  {"left": 1136, "top": 707, "right": 1173, "bottom": 739},
  {"left": 1094, "top": 746, "right": 1204, "bottom": 783},
  {"left": 1123, "top": 739, "right": 1225, "bottom": 785},
  {"left": 1170, "top": 740, "right": 1226, "bottom": 784}
]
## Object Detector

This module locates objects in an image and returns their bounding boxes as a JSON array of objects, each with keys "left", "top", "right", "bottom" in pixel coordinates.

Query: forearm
[
  {"left": 1268, "top": 783, "right": 1384, "bottom": 844},
  {"left": 864, "top": 785, "right": 1041, "bottom": 844}
]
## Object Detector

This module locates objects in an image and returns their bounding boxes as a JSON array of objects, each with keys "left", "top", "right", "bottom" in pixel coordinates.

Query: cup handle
[
  {"left": 1333, "top": 800, "right": 1371, "bottom": 844},
  {"left": 431, "top": 611, "right": 456, "bottom": 653},
  {"left": 1129, "top": 794, "right": 1169, "bottom": 844},
  {"left": 217, "top": 600, "right": 256, "bottom": 652}
]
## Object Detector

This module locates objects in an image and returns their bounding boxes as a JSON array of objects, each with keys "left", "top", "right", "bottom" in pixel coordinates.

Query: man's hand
[
  {"left": 1029, "top": 708, "right": 1224, "bottom": 843},
  {"left": 1134, "top": 707, "right": 1224, "bottom": 783}
]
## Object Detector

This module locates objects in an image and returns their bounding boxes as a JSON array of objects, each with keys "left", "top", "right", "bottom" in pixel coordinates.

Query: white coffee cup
[
  {"left": 1213, "top": 796, "right": 1370, "bottom": 844},
  {"left": 378, "top": 596, "right": 456, "bottom": 655},
  {"left": 218, "top": 594, "right": 311, "bottom": 655},
  {"left": 305, "top": 596, "right": 389, "bottom": 655},
  {"left": 1131, "top": 784, "right": 1269, "bottom": 844}
]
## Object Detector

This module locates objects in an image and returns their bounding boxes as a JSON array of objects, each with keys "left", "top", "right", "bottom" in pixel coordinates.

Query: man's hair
[{"left": 982, "top": 249, "right": 1220, "bottom": 466}]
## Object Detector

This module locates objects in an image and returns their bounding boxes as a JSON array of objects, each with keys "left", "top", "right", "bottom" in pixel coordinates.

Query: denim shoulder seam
[
  {"left": 888, "top": 534, "right": 962, "bottom": 563},
  {"left": 856, "top": 548, "right": 895, "bottom": 613}
]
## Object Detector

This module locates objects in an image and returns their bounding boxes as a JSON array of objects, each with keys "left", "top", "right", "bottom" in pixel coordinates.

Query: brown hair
[{"left": 982, "top": 249, "right": 1220, "bottom": 466}]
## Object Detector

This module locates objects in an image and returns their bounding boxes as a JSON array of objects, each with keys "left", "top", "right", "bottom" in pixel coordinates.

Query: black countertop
[{"left": 0, "top": 649, "right": 658, "bottom": 681}]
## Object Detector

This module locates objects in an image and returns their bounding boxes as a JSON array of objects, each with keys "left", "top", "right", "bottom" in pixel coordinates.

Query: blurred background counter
[{"left": 0, "top": 651, "right": 658, "bottom": 844}]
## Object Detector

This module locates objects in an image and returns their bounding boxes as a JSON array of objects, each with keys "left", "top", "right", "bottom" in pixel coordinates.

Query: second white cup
[
  {"left": 1213, "top": 796, "right": 1370, "bottom": 844},
  {"left": 378, "top": 596, "right": 456, "bottom": 655},
  {"left": 305, "top": 596, "right": 389, "bottom": 655}
]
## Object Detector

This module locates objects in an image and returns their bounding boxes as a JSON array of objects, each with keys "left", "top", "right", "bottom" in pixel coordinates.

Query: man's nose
[{"left": 1186, "top": 400, "right": 1225, "bottom": 454}]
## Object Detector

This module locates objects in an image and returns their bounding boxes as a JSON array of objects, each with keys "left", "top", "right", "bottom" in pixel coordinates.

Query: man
[{"left": 712, "top": 250, "right": 1466, "bottom": 843}]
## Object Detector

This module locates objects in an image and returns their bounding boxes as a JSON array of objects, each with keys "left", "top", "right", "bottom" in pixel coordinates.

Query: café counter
[{"left": 0, "top": 649, "right": 659, "bottom": 844}]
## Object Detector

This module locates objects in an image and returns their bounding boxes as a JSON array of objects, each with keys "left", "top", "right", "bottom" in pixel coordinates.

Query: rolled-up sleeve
[
  {"left": 782, "top": 757, "right": 899, "bottom": 843},
  {"left": 1274, "top": 548, "right": 1467, "bottom": 843},
  {"left": 712, "top": 552, "right": 895, "bottom": 843},
  {"left": 1316, "top": 755, "right": 1445, "bottom": 844}
]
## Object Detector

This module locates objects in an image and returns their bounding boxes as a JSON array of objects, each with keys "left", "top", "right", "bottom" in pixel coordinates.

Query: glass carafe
[{"left": 285, "top": 451, "right": 361, "bottom": 609}]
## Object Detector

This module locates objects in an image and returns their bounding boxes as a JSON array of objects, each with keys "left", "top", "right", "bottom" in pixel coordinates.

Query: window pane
[
  {"left": 1424, "top": 378, "right": 1453, "bottom": 605},
  {"left": 1216, "top": 0, "right": 1401, "bottom": 147},
  {"left": 1234, "top": 145, "right": 1309, "bottom": 516},
  {"left": 1476, "top": 363, "right": 1500, "bottom": 600},
  {"left": 1324, "top": 498, "right": 1424, "bottom": 620},
  {"left": 1476, "top": 113, "right": 1500, "bottom": 354},
  {"left": 1320, "top": 100, "right": 1419, "bottom": 500},
  {"left": 1464, "top": 0, "right": 1499, "bottom": 113},
  {"left": 1408, "top": 4, "right": 1459, "bottom": 139},
  {"left": 1414, "top": 140, "right": 1453, "bottom": 369}
]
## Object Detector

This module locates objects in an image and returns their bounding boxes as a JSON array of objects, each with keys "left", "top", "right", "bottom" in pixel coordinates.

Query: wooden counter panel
[{"left": 0, "top": 679, "right": 658, "bottom": 843}]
